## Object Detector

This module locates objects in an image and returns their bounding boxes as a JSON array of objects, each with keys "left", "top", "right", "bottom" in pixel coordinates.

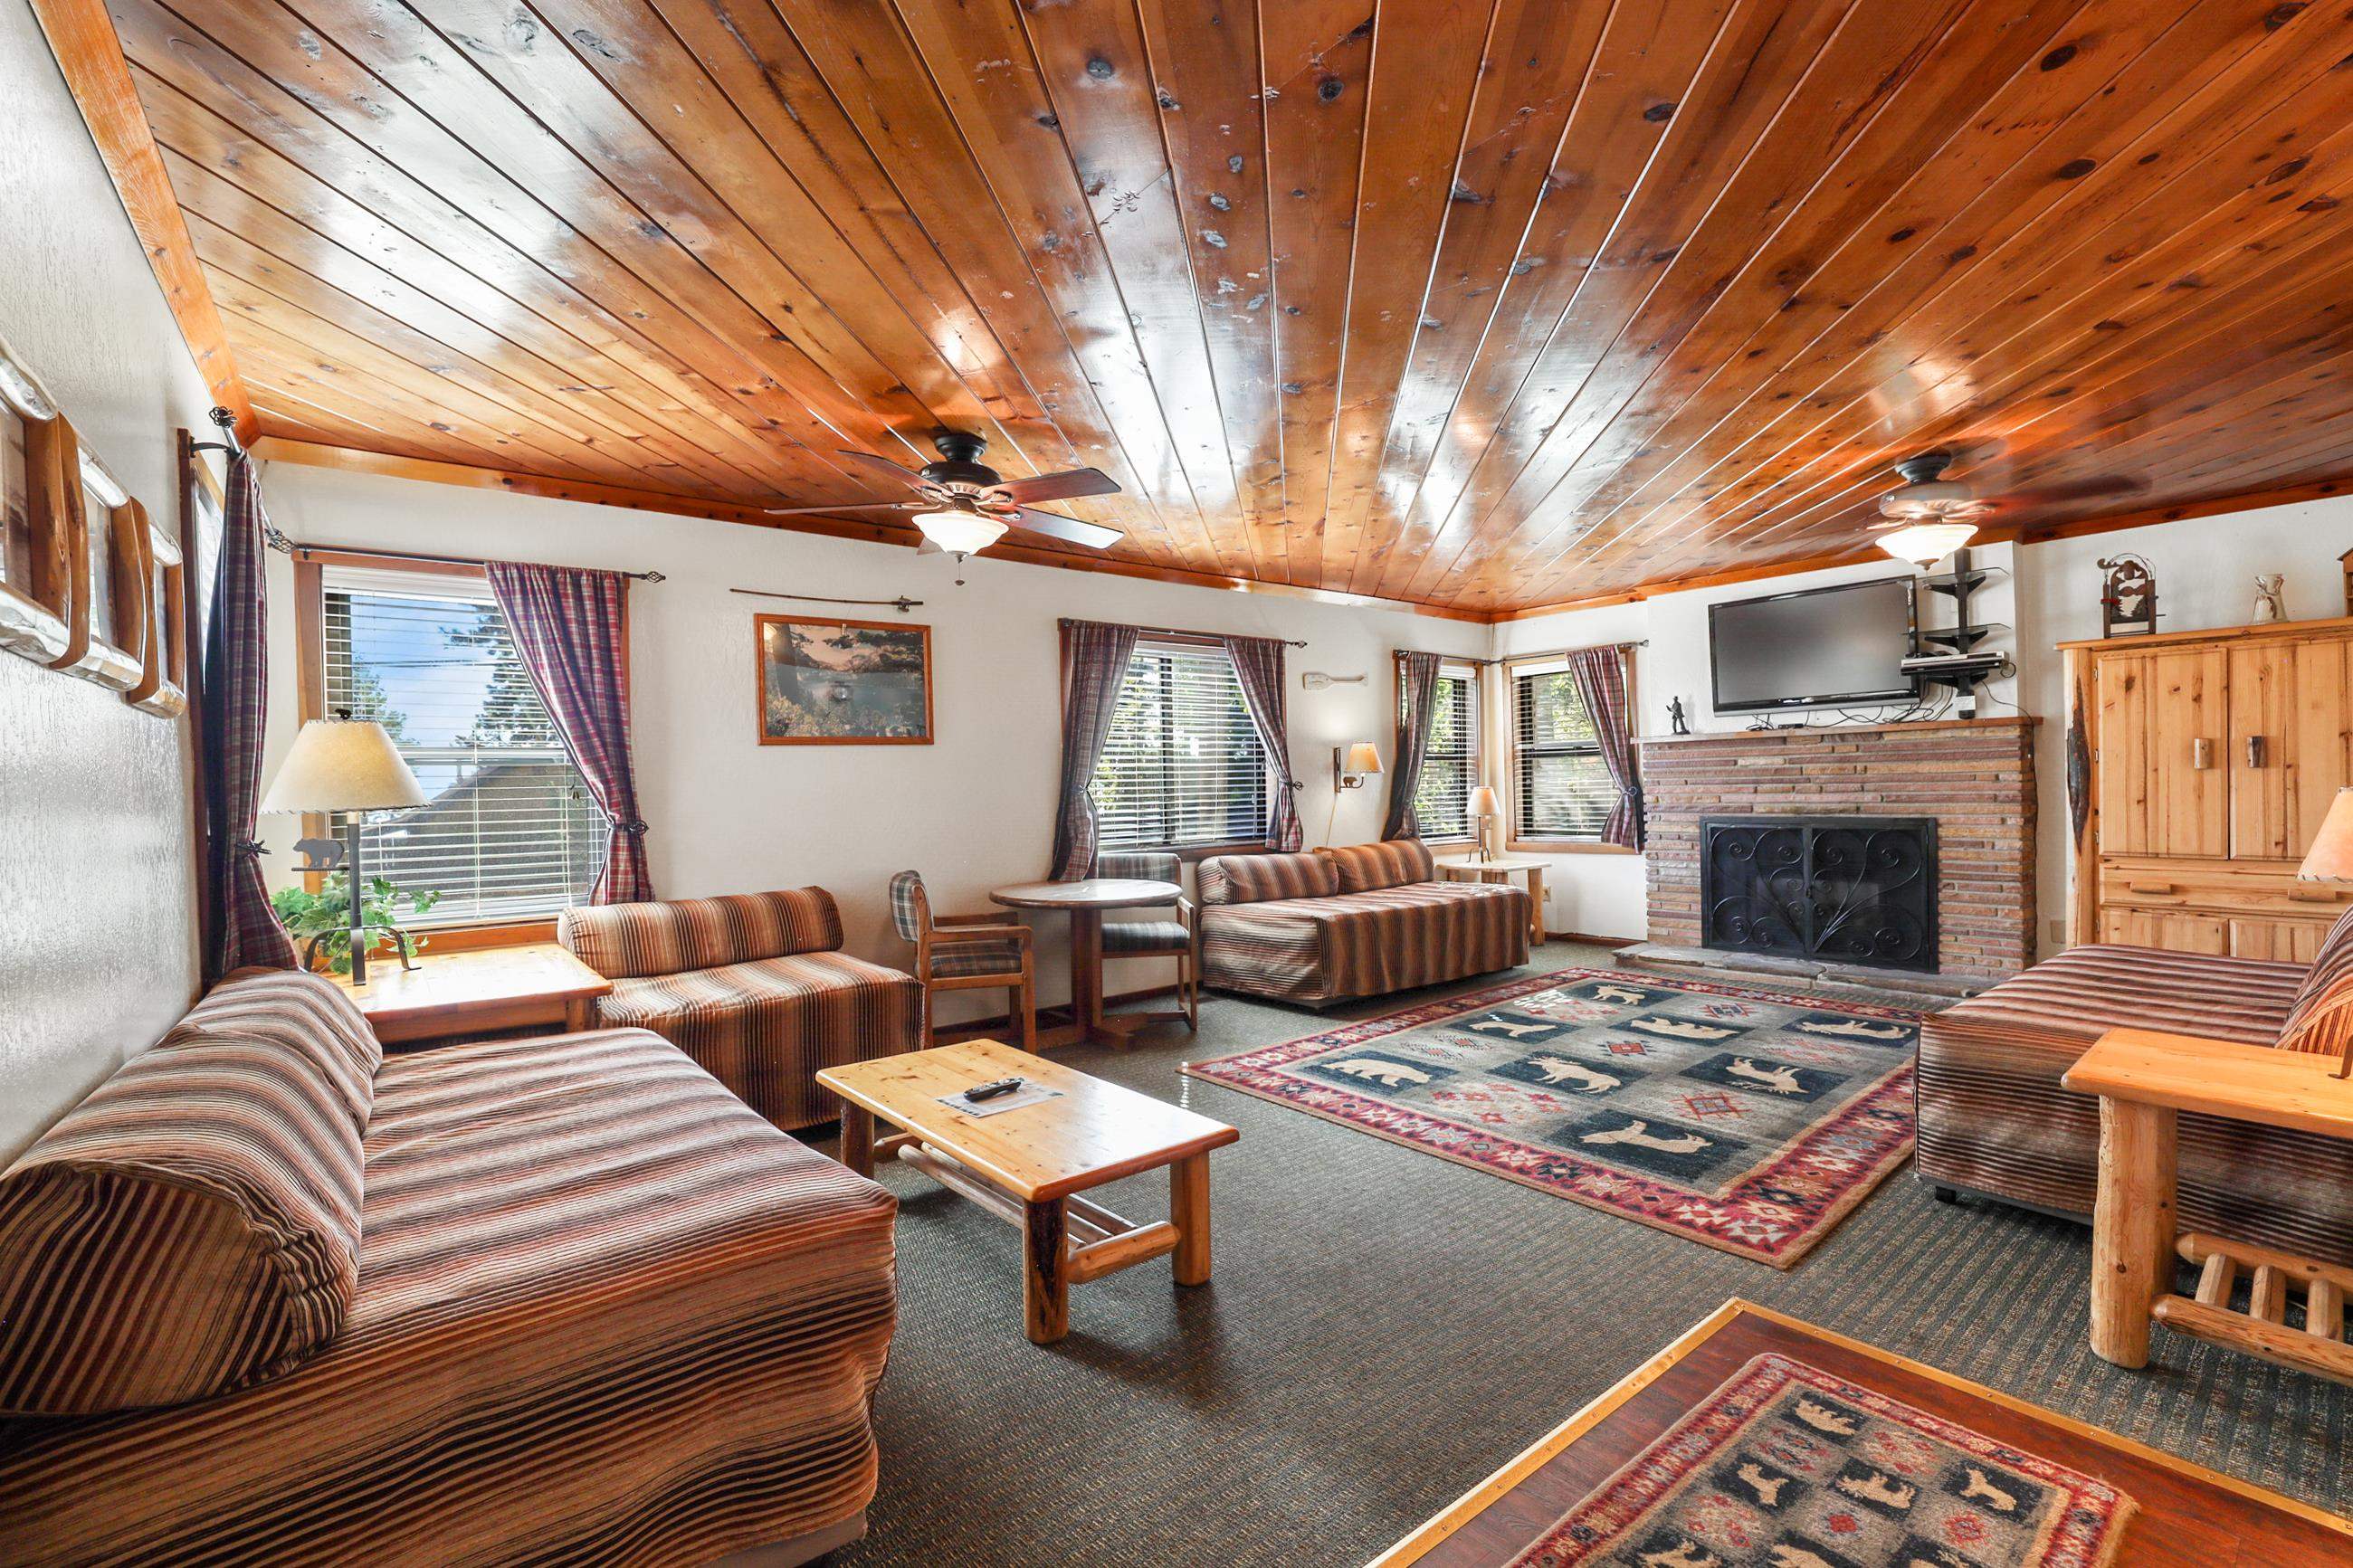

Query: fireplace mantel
[{"left": 1638, "top": 718, "right": 2037, "bottom": 981}]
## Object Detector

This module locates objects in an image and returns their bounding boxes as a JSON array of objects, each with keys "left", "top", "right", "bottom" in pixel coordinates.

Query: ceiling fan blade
[
  {"left": 985, "top": 466, "right": 1120, "bottom": 505},
  {"left": 1012, "top": 508, "right": 1124, "bottom": 549},
  {"left": 763, "top": 501, "right": 918, "bottom": 516},
  {"left": 2003, "top": 474, "right": 2153, "bottom": 507},
  {"left": 834, "top": 448, "right": 927, "bottom": 488}
]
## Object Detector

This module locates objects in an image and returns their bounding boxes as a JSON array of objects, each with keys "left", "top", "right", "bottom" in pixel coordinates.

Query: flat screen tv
[{"left": 1709, "top": 576, "right": 1919, "bottom": 715}]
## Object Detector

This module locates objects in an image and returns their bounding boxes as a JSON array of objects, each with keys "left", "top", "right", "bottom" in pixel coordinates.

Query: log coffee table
[{"left": 816, "top": 1040, "right": 1238, "bottom": 1345}]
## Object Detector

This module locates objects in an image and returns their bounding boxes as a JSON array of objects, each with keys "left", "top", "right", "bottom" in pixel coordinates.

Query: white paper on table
[{"left": 936, "top": 1080, "right": 1064, "bottom": 1118}]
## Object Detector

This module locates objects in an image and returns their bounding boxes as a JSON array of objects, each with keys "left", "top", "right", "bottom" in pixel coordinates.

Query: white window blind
[
  {"left": 1410, "top": 661, "right": 1479, "bottom": 838},
  {"left": 323, "top": 567, "right": 604, "bottom": 925},
  {"left": 1091, "top": 639, "right": 1270, "bottom": 852},
  {"left": 1514, "top": 660, "right": 1614, "bottom": 841}
]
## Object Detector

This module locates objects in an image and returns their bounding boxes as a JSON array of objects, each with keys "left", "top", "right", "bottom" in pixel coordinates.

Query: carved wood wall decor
[{"left": 42, "top": 0, "right": 2353, "bottom": 615}]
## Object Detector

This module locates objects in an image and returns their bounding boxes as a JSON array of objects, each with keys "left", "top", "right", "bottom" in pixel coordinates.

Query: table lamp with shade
[
  {"left": 261, "top": 714, "right": 426, "bottom": 985},
  {"left": 1470, "top": 784, "right": 1501, "bottom": 863},
  {"left": 2296, "top": 784, "right": 2353, "bottom": 1079}
]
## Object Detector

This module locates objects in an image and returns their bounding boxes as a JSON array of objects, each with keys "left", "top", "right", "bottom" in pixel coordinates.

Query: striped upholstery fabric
[
  {"left": 1096, "top": 851, "right": 1181, "bottom": 883},
  {"left": 175, "top": 966, "right": 380, "bottom": 1129},
  {"left": 2279, "top": 905, "right": 2353, "bottom": 1058},
  {"left": 559, "top": 888, "right": 843, "bottom": 980},
  {"left": 1197, "top": 851, "right": 1340, "bottom": 907},
  {"left": 1103, "top": 919, "right": 1191, "bottom": 955},
  {"left": 1201, "top": 880, "right": 1529, "bottom": 1005},
  {"left": 0, "top": 1028, "right": 899, "bottom": 1567},
  {"left": 1318, "top": 839, "right": 1437, "bottom": 895},
  {"left": 0, "top": 978, "right": 369, "bottom": 1415},
  {"left": 596, "top": 952, "right": 921, "bottom": 1130},
  {"left": 928, "top": 938, "right": 1026, "bottom": 979},
  {"left": 1917, "top": 942, "right": 2353, "bottom": 1265}
]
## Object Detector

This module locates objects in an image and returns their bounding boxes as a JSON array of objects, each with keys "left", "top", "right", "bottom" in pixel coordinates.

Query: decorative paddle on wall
[{"left": 767, "top": 431, "right": 1124, "bottom": 560}]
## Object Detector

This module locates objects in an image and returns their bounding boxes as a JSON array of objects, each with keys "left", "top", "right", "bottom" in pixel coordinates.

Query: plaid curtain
[
  {"left": 1383, "top": 650, "right": 1442, "bottom": 841},
  {"left": 1568, "top": 644, "right": 1643, "bottom": 849},
  {"left": 485, "top": 562, "right": 653, "bottom": 904},
  {"left": 1050, "top": 619, "right": 1141, "bottom": 880},
  {"left": 199, "top": 452, "right": 297, "bottom": 980},
  {"left": 1224, "top": 634, "right": 1303, "bottom": 851}
]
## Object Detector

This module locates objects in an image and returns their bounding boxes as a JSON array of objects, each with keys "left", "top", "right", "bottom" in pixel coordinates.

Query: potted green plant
[{"left": 272, "top": 873, "right": 443, "bottom": 976}]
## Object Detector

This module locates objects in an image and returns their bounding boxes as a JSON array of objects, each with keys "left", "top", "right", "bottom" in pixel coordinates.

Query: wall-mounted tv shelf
[{"left": 1908, "top": 549, "right": 2012, "bottom": 714}]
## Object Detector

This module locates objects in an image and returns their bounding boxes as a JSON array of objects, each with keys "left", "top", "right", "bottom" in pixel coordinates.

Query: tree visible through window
[
  {"left": 1514, "top": 662, "right": 1615, "bottom": 841},
  {"left": 322, "top": 569, "right": 604, "bottom": 925},
  {"left": 1410, "top": 662, "right": 1479, "bottom": 838},
  {"left": 1091, "top": 640, "right": 1270, "bottom": 851}
]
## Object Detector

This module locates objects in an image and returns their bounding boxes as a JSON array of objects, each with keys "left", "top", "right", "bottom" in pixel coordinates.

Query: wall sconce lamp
[{"left": 1334, "top": 741, "right": 1382, "bottom": 792}]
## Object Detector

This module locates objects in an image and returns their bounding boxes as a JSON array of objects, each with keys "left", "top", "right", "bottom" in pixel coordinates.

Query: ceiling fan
[
  {"left": 766, "top": 431, "right": 1125, "bottom": 559},
  {"left": 1870, "top": 446, "right": 2149, "bottom": 564}
]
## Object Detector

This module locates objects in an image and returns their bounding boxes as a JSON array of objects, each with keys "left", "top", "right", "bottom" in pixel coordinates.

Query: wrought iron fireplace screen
[{"left": 1700, "top": 816, "right": 1938, "bottom": 974}]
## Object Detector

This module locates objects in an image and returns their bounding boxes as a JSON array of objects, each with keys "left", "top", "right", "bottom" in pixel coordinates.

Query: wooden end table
[
  {"left": 1438, "top": 856, "right": 1548, "bottom": 944},
  {"left": 327, "top": 942, "right": 612, "bottom": 1047},
  {"left": 2062, "top": 1026, "right": 2353, "bottom": 1383},
  {"left": 816, "top": 1039, "right": 1238, "bottom": 1345},
  {"left": 988, "top": 878, "right": 1182, "bottom": 1048}
]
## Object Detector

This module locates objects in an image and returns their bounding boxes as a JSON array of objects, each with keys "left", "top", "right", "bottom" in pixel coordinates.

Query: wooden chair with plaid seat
[
  {"left": 1093, "top": 851, "right": 1199, "bottom": 1031},
  {"left": 889, "top": 870, "right": 1036, "bottom": 1052}
]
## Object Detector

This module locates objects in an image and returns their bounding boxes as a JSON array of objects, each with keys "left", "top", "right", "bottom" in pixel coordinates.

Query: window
[
  {"left": 321, "top": 566, "right": 605, "bottom": 925},
  {"left": 1513, "top": 660, "right": 1615, "bottom": 841},
  {"left": 1408, "top": 660, "right": 1480, "bottom": 838},
  {"left": 1091, "top": 639, "right": 1270, "bottom": 851}
]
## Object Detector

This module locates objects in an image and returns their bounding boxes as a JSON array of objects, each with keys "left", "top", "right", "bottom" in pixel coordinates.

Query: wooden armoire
[{"left": 2064, "top": 616, "right": 2353, "bottom": 960}]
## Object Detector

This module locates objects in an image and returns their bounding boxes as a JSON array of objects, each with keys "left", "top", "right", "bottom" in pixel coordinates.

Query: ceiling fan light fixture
[
  {"left": 1877, "top": 480, "right": 1982, "bottom": 520},
  {"left": 913, "top": 509, "right": 1007, "bottom": 558},
  {"left": 1875, "top": 520, "right": 1977, "bottom": 565}
]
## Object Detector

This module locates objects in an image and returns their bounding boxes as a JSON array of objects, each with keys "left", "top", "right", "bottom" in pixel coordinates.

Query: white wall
[
  {"left": 256, "top": 464, "right": 1489, "bottom": 1021},
  {"left": 0, "top": 0, "right": 217, "bottom": 1161}
]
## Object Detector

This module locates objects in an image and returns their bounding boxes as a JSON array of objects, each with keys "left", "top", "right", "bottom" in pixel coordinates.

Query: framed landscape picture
[{"left": 756, "top": 615, "right": 933, "bottom": 745}]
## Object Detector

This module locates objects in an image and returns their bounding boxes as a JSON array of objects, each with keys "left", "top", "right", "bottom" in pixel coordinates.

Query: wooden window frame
[
  {"left": 1506, "top": 648, "right": 1640, "bottom": 855},
  {"left": 1066, "top": 626, "right": 1279, "bottom": 861}
]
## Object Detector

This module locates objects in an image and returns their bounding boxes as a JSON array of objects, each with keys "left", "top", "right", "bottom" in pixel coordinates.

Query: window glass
[
  {"left": 1410, "top": 663, "right": 1479, "bottom": 838},
  {"left": 1091, "top": 640, "right": 1271, "bottom": 851},
  {"left": 1515, "top": 664, "right": 1613, "bottom": 841}
]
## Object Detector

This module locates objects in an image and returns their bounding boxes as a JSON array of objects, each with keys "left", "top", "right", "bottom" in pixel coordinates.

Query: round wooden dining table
[{"left": 988, "top": 878, "right": 1181, "bottom": 1048}]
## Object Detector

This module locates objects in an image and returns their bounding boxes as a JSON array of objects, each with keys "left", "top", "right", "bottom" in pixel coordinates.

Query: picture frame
[
  {"left": 0, "top": 341, "right": 71, "bottom": 663},
  {"left": 756, "top": 614, "right": 933, "bottom": 745}
]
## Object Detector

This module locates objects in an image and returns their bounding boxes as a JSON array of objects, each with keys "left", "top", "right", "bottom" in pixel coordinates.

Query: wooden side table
[
  {"left": 988, "top": 878, "right": 1181, "bottom": 1048},
  {"left": 2062, "top": 1027, "right": 2353, "bottom": 1382},
  {"left": 1438, "top": 856, "right": 1548, "bottom": 944},
  {"left": 328, "top": 942, "right": 613, "bottom": 1047}
]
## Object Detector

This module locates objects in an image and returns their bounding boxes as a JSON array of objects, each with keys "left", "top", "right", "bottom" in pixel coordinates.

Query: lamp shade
[
  {"left": 914, "top": 509, "right": 1007, "bottom": 556},
  {"left": 2301, "top": 787, "right": 2353, "bottom": 880},
  {"left": 1342, "top": 742, "right": 1383, "bottom": 776},
  {"left": 1874, "top": 521, "right": 1977, "bottom": 565},
  {"left": 1470, "top": 784, "right": 1500, "bottom": 817},
  {"left": 261, "top": 718, "right": 427, "bottom": 813}
]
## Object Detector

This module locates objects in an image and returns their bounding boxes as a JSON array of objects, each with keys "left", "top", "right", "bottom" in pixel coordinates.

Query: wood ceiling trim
[{"left": 28, "top": 0, "right": 252, "bottom": 439}]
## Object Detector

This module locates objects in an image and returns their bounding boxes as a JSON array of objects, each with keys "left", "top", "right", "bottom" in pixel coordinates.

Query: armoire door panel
[
  {"left": 2229, "top": 641, "right": 2291, "bottom": 859},
  {"left": 2095, "top": 652, "right": 2152, "bottom": 856},
  {"left": 2228, "top": 916, "right": 2331, "bottom": 964},
  {"left": 2148, "top": 648, "right": 2228, "bottom": 859},
  {"left": 2287, "top": 638, "right": 2353, "bottom": 855},
  {"left": 2100, "top": 905, "right": 2228, "bottom": 955}
]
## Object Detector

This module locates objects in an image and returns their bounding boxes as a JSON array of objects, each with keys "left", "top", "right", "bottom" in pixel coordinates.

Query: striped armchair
[
  {"left": 560, "top": 888, "right": 921, "bottom": 1130},
  {"left": 1195, "top": 841, "right": 1528, "bottom": 1006}
]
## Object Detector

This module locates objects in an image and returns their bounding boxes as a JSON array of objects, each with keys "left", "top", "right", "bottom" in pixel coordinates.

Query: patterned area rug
[
  {"left": 1508, "top": 1354, "right": 2135, "bottom": 1568},
  {"left": 1184, "top": 968, "right": 1918, "bottom": 1266}
]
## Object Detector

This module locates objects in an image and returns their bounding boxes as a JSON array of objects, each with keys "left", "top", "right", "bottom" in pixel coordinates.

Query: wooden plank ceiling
[{"left": 76, "top": 0, "right": 2353, "bottom": 615}]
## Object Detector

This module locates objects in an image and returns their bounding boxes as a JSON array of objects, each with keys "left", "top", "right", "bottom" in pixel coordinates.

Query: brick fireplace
[{"left": 1639, "top": 718, "right": 2036, "bottom": 983}]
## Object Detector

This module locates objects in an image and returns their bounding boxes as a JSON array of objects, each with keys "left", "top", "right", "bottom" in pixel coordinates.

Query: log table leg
[
  {"left": 1171, "top": 1152, "right": 1213, "bottom": 1288},
  {"left": 2091, "top": 1096, "right": 2177, "bottom": 1368},
  {"left": 1527, "top": 865, "right": 1546, "bottom": 945},
  {"left": 1024, "top": 1197, "right": 1071, "bottom": 1345},
  {"left": 839, "top": 1102, "right": 875, "bottom": 1180}
]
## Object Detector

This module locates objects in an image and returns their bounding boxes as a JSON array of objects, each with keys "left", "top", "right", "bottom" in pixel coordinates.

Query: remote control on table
[{"left": 962, "top": 1077, "right": 1023, "bottom": 1102}]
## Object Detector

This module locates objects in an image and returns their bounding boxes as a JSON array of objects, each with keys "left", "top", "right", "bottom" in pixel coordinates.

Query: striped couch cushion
[
  {"left": 1915, "top": 942, "right": 2353, "bottom": 1264},
  {"left": 561, "top": 889, "right": 843, "bottom": 980},
  {"left": 1318, "top": 839, "right": 1436, "bottom": 894},
  {"left": 597, "top": 951, "right": 922, "bottom": 1129},
  {"left": 1197, "top": 851, "right": 1339, "bottom": 907},
  {"left": 0, "top": 1028, "right": 900, "bottom": 1566},
  {"left": 0, "top": 1019, "right": 367, "bottom": 1415},
  {"left": 176, "top": 966, "right": 380, "bottom": 1129},
  {"left": 1201, "top": 881, "right": 1529, "bottom": 1004},
  {"left": 2279, "top": 905, "right": 2353, "bottom": 1058}
]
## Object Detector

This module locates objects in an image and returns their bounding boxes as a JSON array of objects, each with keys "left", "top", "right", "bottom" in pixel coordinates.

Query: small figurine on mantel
[
  {"left": 2252, "top": 574, "right": 2287, "bottom": 625},
  {"left": 2096, "top": 554, "right": 2158, "bottom": 638},
  {"left": 1667, "top": 696, "right": 1691, "bottom": 736}
]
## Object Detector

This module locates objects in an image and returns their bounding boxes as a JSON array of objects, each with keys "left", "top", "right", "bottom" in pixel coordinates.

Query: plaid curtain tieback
[
  {"left": 614, "top": 819, "right": 651, "bottom": 835},
  {"left": 234, "top": 838, "right": 271, "bottom": 858}
]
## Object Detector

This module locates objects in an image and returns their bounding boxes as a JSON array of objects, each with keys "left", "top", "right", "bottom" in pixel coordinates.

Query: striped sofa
[
  {"left": 0, "top": 967, "right": 897, "bottom": 1567},
  {"left": 561, "top": 888, "right": 921, "bottom": 1130},
  {"left": 1196, "top": 841, "right": 1529, "bottom": 1006},
  {"left": 1917, "top": 922, "right": 2353, "bottom": 1267}
]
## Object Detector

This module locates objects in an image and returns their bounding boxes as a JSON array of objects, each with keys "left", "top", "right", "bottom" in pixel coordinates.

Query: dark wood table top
[{"left": 1376, "top": 1297, "right": 2351, "bottom": 1568}]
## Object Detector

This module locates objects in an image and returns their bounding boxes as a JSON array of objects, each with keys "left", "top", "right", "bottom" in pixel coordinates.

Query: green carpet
[{"left": 826, "top": 945, "right": 2350, "bottom": 1567}]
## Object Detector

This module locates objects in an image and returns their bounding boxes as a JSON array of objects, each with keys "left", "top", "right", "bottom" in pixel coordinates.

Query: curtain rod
[
  {"left": 1062, "top": 615, "right": 1306, "bottom": 649},
  {"left": 291, "top": 542, "right": 664, "bottom": 582},
  {"left": 188, "top": 405, "right": 244, "bottom": 459}
]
